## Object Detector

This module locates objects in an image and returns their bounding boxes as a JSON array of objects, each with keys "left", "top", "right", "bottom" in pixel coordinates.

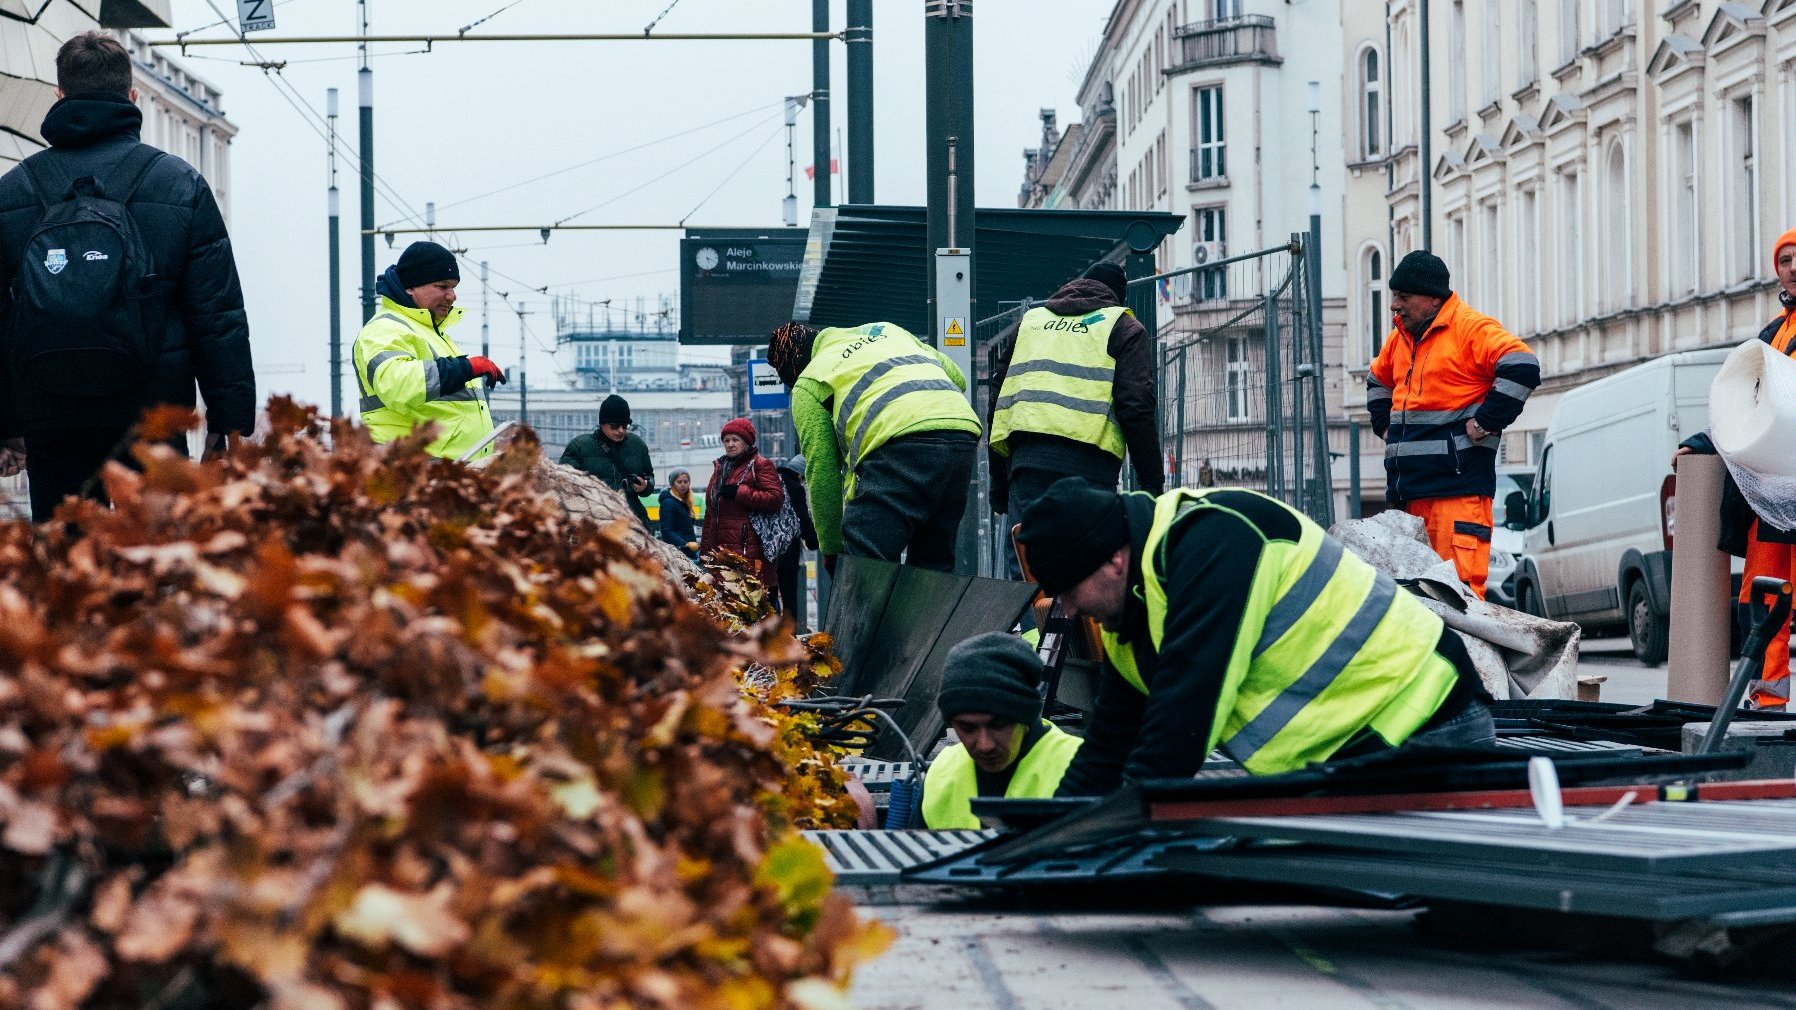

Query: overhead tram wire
[
  {"left": 678, "top": 127, "right": 785, "bottom": 226},
  {"left": 172, "top": 0, "right": 305, "bottom": 41},
  {"left": 553, "top": 112, "right": 787, "bottom": 227},
  {"left": 151, "top": 31, "right": 843, "bottom": 52}
]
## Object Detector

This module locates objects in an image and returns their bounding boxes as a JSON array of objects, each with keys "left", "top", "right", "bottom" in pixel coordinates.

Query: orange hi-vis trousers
[
  {"left": 1404, "top": 495, "right": 1493, "bottom": 600},
  {"left": 1742, "top": 520, "right": 1794, "bottom": 710}
]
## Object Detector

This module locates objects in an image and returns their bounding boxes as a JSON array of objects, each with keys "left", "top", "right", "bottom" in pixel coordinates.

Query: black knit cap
[
  {"left": 1082, "top": 260, "right": 1129, "bottom": 304},
  {"left": 394, "top": 240, "right": 460, "bottom": 290},
  {"left": 936, "top": 633, "right": 1045, "bottom": 726},
  {"left": 599, "top": 394, "right": 631, "bottom": 426},
  {"left": 1016, "top": 477, "right": 1129, "bottom": 596},
  {"left": 1388, "top": 250, "right": 1451, "bottom": 299}
]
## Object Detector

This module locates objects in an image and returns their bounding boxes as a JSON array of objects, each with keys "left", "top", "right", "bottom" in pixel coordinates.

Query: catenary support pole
[
  {"left": 1419, "top": 0, "right": 1432, "bottom": 250},
  {"left": 846, "top": 0, "right": 874, "bottom": 204},
  {"left": 518, "top": 303, "right": 529, "bottom": 428},
  {"left": 358, "top": 2, "right": 375, "bottom": 325},
  {"left": 1306, "top": 84, "right": 1334, "bottom": 527},
  {"left": 812, "top": 0, "right": 832, "bottom": 210},
  {"left": 480, "top": 262, "right": 490, "bottom": 357},
  {"left": 326, "top": 88, "right": 342, "bottom": 419}
]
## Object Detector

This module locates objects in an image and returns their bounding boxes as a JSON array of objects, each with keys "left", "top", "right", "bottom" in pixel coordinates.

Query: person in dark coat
[
  {"left": 560, "top": 393, "right": 654, "bottom": 526},
  {"left": 0, "top": 32, "right": 255, "bottom": 521},
  {"left": 699, "top": 417, "right": 785, "bottom": 593},
  {"left": 986, "top": 262, "right": 1163, "bottom": 581},
  {"left": 657, "top": 467, "right": 699, "bottom": 559},
  {"left": 775, "top": 453, "right": 820, "bottom": 626}
]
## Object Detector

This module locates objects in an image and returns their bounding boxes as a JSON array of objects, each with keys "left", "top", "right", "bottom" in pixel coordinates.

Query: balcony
[
  {"left": 1170, "top": 15, "right": 1280, "bottom": 71},
  {"left": 1189, "top": 147, "right": 1228, "bottom": 186}
]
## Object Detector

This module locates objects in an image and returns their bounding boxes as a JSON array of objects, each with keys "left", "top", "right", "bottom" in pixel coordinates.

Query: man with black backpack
[{"left": 0, "top": 32, "right": 254, "bottom": 521}]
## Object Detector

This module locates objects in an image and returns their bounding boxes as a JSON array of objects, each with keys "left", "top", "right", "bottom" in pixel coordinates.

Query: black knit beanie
[
  {"left": 1082, "top": 260, "right": 1129, "bottom": 304},
  {"left": 394, "top": 241, "right": 460, "bottom": 289},
  {"left": 1016, "top": 477, "right": 1129, "bottom": 596},
  {"left": 1388, "top": 250, "right": 1451, "bottom": 299},
  {"left": 936, "top": 633, "right": 1045, "bottom": 726},
  {"left": 599, "top": 394, "right": 631, "bottom": 426}
]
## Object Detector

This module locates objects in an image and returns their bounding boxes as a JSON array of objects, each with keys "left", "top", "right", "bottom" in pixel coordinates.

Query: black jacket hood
[
  {"left": 40, "top": 93, "right": 142, "bottom": 150},
  {"left": 376, "top": 266, "right": 420, "bottom": 308},
  {"left": 1045, "top": 277, "right": 1125, "bottom": 316}
]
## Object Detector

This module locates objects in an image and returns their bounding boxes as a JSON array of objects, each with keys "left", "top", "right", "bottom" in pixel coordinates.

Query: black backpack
[{"left": 7, "top": 145, "right": 166, "bottom": 397}]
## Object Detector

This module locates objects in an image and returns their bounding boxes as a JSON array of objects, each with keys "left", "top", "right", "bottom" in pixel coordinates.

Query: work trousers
[
  {"left": 1741, "top": 520, "right": 1794, "bottom": 710},
  {"left": 23, "top": 428, "right": 141, "bottom": 523},
  {"left": 843, "top": 430, "right": 977, "bottom": 573},
  {"left": 775, "top": 544, "right": 805, "bottom": 629},
  {"left": 1403, "top": 495, "right": 1493, "bottom": 600}
]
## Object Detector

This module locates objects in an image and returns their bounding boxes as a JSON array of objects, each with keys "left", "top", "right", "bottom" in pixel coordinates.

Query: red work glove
[{"left": 469, "top": 356, "right": 507, "bottom": 386}]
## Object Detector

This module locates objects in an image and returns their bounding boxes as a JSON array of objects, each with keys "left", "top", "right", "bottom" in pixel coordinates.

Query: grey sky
[{"left": 159, "top": 0, "right": 1106, "bottom": 412}]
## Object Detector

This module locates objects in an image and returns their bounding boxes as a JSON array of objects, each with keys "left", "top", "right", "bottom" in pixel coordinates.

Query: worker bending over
[
  {"left": 921, "top": 633, "right": 1083, "bottom": 829},
  {"left": 1368, "top": 251, "right": 1538, "bottom": 598},
  {"left": 1016, "top": 479, "right": 1493, "bottom": 795},
  {"left": 767, "top": 321, "right": 982, "bottom": 574}
]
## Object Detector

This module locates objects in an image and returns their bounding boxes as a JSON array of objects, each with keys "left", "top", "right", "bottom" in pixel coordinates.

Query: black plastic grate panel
[{"left": 804, "top": 829, "right": 995, "bottom": 885}]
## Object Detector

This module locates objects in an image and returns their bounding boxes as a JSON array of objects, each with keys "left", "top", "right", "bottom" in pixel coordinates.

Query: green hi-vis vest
[
  {"left": 353, "top": 297, "right": 495, "bottom": 460},
  {"left": 1100, "top": 488, "right": 1461, "bottom": 776},
  {"left": 921, "top": 722, "right": 1084, "bottom": 830},
  {"left": 990, "top": 305, "right": 1131, "bottom": 460},
  {"left": 800, "top": 322, "right": 982, "bottom": 496}
]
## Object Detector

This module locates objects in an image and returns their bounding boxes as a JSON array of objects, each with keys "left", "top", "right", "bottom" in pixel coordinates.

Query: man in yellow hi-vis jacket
[{"left": 353, "top": 241, "right": 507, "bottom": 459}]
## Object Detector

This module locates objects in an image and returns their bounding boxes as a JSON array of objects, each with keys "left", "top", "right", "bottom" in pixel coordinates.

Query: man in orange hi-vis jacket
[{"left": 1368, "top": 251, "right": 1540, "bottom": 599}]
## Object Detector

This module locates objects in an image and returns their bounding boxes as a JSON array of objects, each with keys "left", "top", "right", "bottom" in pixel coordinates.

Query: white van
[{"left": 1509, "top": 348, "right": 1731, "bottom": 664}]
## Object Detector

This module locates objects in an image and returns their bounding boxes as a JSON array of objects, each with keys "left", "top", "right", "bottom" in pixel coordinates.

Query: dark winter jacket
[
  {"left": 560, "top": 429, "right": 654, "bottom": 526},
  {"left": 0, "top": 93, "right": 254, "bottom": 438},
  {"left": 657, "top": 487, "right": 698, "bottom": 557},
  {"left": 986, "top": 278, "right": 1163, "bottom": 514},
  {"left": 700, "top": 451, "right": 784, "bottom": 584}
]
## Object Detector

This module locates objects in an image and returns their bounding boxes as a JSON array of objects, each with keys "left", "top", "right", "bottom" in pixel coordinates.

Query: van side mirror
[{"left": 1503, "top": 490, "right": 1530, "bottom": 531}]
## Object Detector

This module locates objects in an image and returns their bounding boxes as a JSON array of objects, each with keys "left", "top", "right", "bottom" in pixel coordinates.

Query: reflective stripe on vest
[
  {"left": 801, "top": 323, "right": 981, "bottom": 488},
  {"left": 991, "top": 306, "right": 1130, "bottom": 459},
  {"left": 1136, "top": 488, "right": 1460, "bottom": 775},
  {"left": 920, "top": 723, "right": 1084, "bottom": 830}
]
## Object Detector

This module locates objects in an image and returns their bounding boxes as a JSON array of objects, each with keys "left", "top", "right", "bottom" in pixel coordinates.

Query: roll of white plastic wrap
[{"left": 1710, "top": 339, "right": 1796, "bottom": 477}]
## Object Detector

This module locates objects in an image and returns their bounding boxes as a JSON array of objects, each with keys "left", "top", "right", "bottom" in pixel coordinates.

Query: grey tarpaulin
[
  {"left": 1329, "top": 511, "right": 1579, "bottom": 701},
  {"left": 823, "top": 556, "right": 1039, "bottom": 760}
]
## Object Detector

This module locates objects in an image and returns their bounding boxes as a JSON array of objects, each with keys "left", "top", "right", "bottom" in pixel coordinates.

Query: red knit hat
[{"left": 721, "top": 417, "right": 757, "bottom": 445}]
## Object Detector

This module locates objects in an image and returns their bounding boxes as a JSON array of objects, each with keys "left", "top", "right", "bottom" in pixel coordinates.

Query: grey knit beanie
[{"left": 936, "top": 633, "right": 1045, "bottom": 726}]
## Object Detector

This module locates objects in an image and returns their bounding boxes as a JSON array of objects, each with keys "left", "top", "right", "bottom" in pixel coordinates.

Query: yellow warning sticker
[
  {"left": 944, "top": 317, "right": 966, "bottom": 337},
  {"left": 945, "top": 337, "right": 967, "bottom": 347}
]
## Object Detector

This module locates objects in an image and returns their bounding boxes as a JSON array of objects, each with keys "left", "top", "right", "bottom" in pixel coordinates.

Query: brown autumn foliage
[{"left": 0, "top": 399, "right": 886, "bottom": 1010}]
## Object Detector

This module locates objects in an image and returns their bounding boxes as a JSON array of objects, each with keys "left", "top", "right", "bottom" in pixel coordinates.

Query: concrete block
[{"left": 1681, "top": 720, "right": 1796, "bottom": 781}]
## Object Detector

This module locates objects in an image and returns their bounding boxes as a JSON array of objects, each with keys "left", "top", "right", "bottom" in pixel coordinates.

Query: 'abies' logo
[{"left": 43, "top": 249, "right": 67, "bottom": 275}]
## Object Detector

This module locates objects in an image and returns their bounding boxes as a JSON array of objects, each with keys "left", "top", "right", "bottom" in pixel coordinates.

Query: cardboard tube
[{"left": 1668, "top": 453, "right": 1733, "bottom": 705}]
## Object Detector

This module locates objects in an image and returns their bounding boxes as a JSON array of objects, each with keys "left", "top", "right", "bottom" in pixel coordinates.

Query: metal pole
[
  {"left": 1419, "top": 0, "right": 1432, "bottom": 250},
  {"left": 926, "top": 0, "right": 977, "bottom": 575},
  {"left": 1266, "top": 282, "right": 1284, "bottom": 501},
  {"left": 846, "top": 0, "right": 874, "bottom": 203},
  {"left": 480, "top": 261, "right": 490, "bottom": 358},
  {"left": 326, "top": 88, "right": 342, "bottom": 419},
  {"left": 784, "top": 96, "right": 800, "bottom": 226},
  {"left": 517, "top": 303, "right": 529, "bottom": 428},
  {"left": 1288, "top": 239, "right": 1305, "bottom": 508},
  {"left": 358, "top": 1, "right": 375, "bottom": 325},
  {"left": 1349, "top": 421, "right": 1362, "bottom": 519},
  {"left": 1306, "top": 84, "right": 1334, "bottom": 527},
  {"left": 812, "top": 0, "right": 832, "bottom": 210}
]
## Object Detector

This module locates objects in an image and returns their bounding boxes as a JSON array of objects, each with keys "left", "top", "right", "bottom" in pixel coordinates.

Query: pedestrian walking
[
  {"left": 0, "top": 31, "right": 255, "bottom": 521},
  {"left": 774, "top": 454, "right": 820, "bottom": 626},
  {"left": 353, "top": 240, "right": 504, "bottom": 461},
  {"left": 1017, "top": 479, "right": 1493, "bottom": 794},
  {"left": 1368, "top": 251, "right": 1540, "bottom": 598},
  {"left": 561, "top": 394, "right": 654, "bottom": 527},
  {"left": 766, "top": 320, "right": 982, "bottom": 574},
  {"left": 988, "top": 261, "right": 1163, "bottom": 578},
  {"left": 657, "top": 468, "right": 699, "bottom": 560},
  {"left": 699, "top": 418, "right": 786, "bottom": 593}
]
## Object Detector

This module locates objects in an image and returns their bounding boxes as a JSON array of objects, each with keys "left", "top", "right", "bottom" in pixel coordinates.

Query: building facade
[
  {"left": 1344, "top": 0, "right": 1796, "bottom": 508},
  {"left": 1025, "top": 0, "right": 1355, "bottom": 514}
]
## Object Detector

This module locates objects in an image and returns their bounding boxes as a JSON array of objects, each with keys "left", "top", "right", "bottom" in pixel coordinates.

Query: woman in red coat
[{"left": 699, "top": 417, "right": 786, "bottom": 592}]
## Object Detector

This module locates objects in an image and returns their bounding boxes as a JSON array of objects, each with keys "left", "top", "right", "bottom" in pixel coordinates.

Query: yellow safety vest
[
  {"left": 1102, "top": 488, "right": 1461, "bottom": 775},
  {"left": 798, "top": 322, "right": 982, "bottom": 496},
  {"left": 353, "top": 296, "right": 495, "bottom": 460},
  {"left": 990, "top": 305, "right": 1130, "bottom": 460},
  {"left": 921, "top": 722, "right": 1084, "bottom": 830}
]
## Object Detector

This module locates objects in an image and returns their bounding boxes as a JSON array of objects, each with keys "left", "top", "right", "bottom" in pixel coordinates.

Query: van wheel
[
  {"left": 1627, "top": 579, "right": 1668, "bottom": 666},
  {"left": 1516, "top": 580, "right": 1545, "bottom": 619}
]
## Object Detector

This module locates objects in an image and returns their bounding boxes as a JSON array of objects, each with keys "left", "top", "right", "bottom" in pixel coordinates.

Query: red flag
[{"left": 803, "top": 158, "right": 840, "bottom": 181}]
